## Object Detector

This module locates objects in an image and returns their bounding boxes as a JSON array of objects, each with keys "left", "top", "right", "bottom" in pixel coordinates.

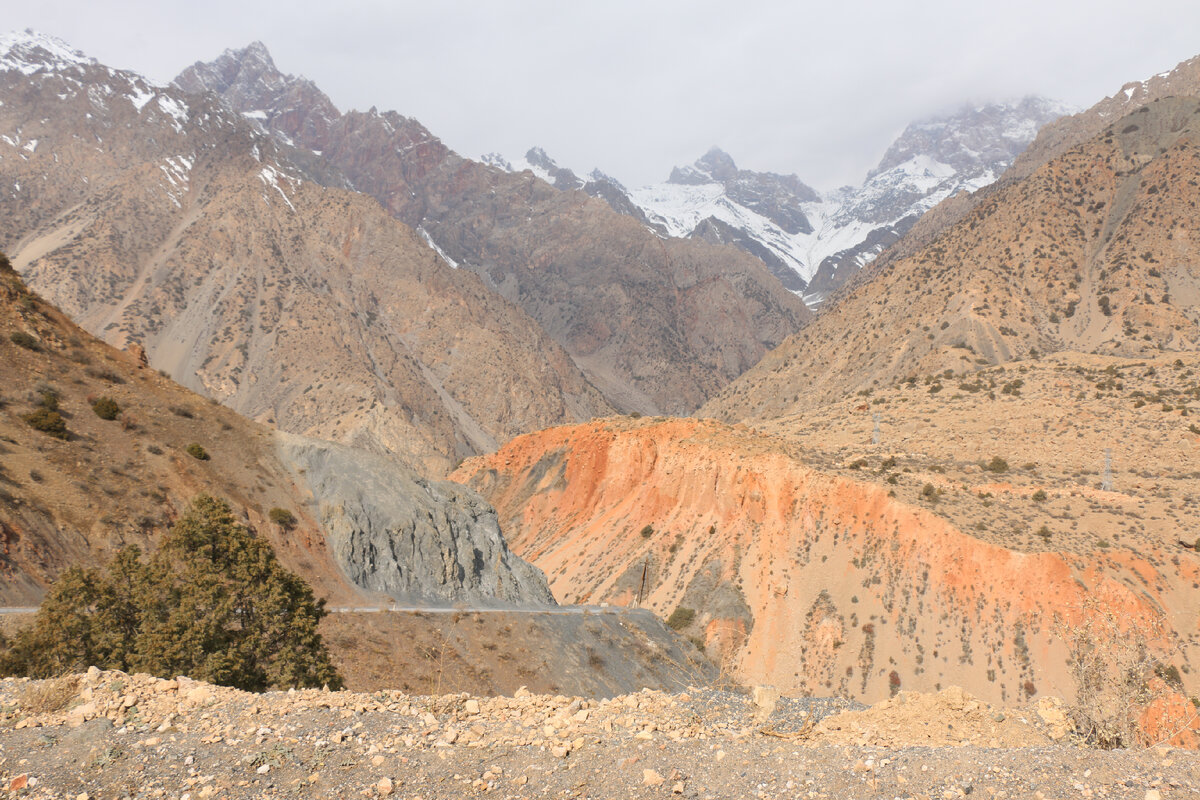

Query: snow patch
[
  {"left": 257, "top": 164, "right": 296, "bottom": 212},
  {"left": 418, "top": 226, "right": 458, "bottom": 268},
  {"left": 128, "top": 85, "right": 155, "bottom": 112},
  {"left": 0, "top": 30, "right": 93, "bottom": 76}
]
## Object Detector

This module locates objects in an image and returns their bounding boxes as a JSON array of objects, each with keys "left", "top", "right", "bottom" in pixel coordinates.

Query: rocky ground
[{"left": 1, "top": 670, "right": 1196, "bottom": 799}]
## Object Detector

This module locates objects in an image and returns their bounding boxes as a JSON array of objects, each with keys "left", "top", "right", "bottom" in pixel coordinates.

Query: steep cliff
[{"left": 279, "top": 434, "right": 554, "bottom": 608}]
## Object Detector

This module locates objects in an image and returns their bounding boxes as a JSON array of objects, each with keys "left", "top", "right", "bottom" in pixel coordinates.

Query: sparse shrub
[
  {"left": 9, "top": 331, "right": 38, "bottom": 351},
  {"left": 34, "top": 388, "right": 59, "bottom": 411},
  {"left": 22, "top": 407, "right": 68, "bottom": 439},
  {"left": 91, "top": 396, "right": 120, "bottom": 420},
  {"left": 666, "top": 607, "right": 696, "bottom": 631},
  {"left": 85, "top": 367, "right": 125, "bottom": 384},
  {"left": 268, "top": 507, "right": 297, "bottom": 531},
  {"left": 849, "top": 458, "right": 868, "bottom": 470},
  {"left": 985, "top": 456, "right": 1009, "bottom": 473},
  {"left": 921, "top": 483, "right": 938, "bottom": 500},
  {"left": 1056, "top": 598, "right": 1174, "bottom": 748},
  {"left": 639, "top": 524, "right": 654, "bottom": 539},
  {"left": 146, "top": 444, "right": 163, "bottom": 455},
  {"left": 170, "top": 405, "right": 195, "bottom": 419},
  {"left": 185, "top": 443, "right": 210, "bottom": 461},
  {"left": 19, "top": 675, "right": 79, "bottom": 713},
  {"left": 1032, "top": 489, "right": 1048, "bottom": 502}
]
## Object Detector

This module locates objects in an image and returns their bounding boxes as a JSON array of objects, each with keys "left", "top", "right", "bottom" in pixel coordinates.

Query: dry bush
[
  {"left": 19, "top": 675, "right": 79, "bottom": 713},
  {"left": 1055, "top": 597, "right": 1176, "bottom": 748}
]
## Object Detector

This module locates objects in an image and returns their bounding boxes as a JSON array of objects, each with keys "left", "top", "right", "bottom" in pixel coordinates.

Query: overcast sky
[{"left": 8, "top": 1, "right": 1200, "bottom": 190}]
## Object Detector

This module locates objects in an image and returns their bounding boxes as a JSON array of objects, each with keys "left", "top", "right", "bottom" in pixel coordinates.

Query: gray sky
[{"left": 9, "top": 0, "right": 1200, "bottom": 190}]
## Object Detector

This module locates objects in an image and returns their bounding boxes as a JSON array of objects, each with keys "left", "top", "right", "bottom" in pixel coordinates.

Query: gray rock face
[{"left": 277, "top": 433, "right": 555, "bottom": 608}]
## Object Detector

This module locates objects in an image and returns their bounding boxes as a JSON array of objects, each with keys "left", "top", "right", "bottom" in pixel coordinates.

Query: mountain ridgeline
[
  {"left": 174, "top": 43, "right": 810, "bottom": 417},
  {"left": 705, "top": 95, "right": 1200, "bottom": 421},
  {"left": 483, "top": 99, "right": 1070, "bottom": 304}
]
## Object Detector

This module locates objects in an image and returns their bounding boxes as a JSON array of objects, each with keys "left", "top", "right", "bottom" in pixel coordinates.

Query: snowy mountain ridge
[{"left": 484, "top": 97, "right": 1072, "bottom": 304}]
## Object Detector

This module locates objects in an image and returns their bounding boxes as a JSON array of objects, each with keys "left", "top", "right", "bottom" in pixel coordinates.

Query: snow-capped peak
[
  {"left": 0, "top": 29, "right": 94, "bottom": 75},
  {"left": 625, "top": 97, "right": 1069, "bottom": 303}
]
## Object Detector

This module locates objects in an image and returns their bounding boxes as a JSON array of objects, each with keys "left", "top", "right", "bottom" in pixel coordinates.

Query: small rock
[
  {"left": 376, "top": 777, "right": 394, "bottom": 796},
  {"left": 371, "top": 755, "right": 386, "bottom": 767},
  {"left": 256, "top": 764, "right": 270, "bottom": 775},
  {"left": 1145, "top": 791, "right": 1163, "bottom": 800},
  {"left": 551, "top": 745, "right": 569, "bottom": 758},
  {"left": 672, "top": 782, "right": 685, "bottom": 795},
  {"left": 643, "top": 769, "right": 664, "bottom": 787},
  {"left": 464, "top": 699, "right": 480, "bottom": 715}
]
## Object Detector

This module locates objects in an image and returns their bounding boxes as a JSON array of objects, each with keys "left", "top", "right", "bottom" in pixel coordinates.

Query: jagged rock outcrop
[
  {"left": 176, "top": 43, "right": 809, "bottom": 416},
  {"left": 278, "top": 433, "right": 554, "bottom": 607}
]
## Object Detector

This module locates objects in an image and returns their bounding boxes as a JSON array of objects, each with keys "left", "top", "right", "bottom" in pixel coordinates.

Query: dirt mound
[{"left": 811, "top": 686, "right": 1056, "bottom": 748}]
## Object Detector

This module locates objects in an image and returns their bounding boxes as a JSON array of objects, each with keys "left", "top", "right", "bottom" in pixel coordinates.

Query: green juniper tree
[{"left": 0, "top": 494, "right": 342, "bottom": 691}]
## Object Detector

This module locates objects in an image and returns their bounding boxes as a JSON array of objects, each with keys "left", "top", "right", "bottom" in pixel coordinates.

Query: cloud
[{"left": 6, "top": 0, "right": 1200, "bottom": 190}]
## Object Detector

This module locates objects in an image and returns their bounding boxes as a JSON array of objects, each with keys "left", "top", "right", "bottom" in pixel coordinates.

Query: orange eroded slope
[{"left": 453, "top": 417, "right": 1179, "bottom": 704}]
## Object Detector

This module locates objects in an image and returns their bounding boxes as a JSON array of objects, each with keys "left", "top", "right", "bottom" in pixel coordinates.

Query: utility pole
[
  {"left": 872, "top": 413, "right": 881, "bottom": 447},
  {"left": 1102, "top": 448, "right": 1113, "bottom": 492},
  {"left": 636, "top": 557, "right": 649, "bottom": 608}
]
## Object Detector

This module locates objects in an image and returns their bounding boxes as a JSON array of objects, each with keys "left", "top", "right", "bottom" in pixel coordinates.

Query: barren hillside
[{"left": 453, "top": 414, "right": 1200, "bottom": 706}]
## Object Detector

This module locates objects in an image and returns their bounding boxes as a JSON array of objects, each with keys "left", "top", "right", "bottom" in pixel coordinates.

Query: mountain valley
[{"left": 3, "top": 23, "right": 1200, "bottom": 783}]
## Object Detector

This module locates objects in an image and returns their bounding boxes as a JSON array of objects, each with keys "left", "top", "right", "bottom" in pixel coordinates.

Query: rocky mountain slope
[
  {"left": 0, "top": 254, "right": 556, "bottom": 610},
  {"left": 0, "top": 31, "right": 613, "bottom": 474},
  {"left": 488, "top": 99, "right": 1068, "bottom": 303},
  {"left": 703, "top": 96, "right": 1200, "bottom": 419},
  {"left": 875, "top": 52, "right": 1200, "bottom": 275},
  {"left": 453, "top": 415, "right": 1198, "bottom": 706},
  {"left": 175, "top": 42, "right": 809, "bottom": 416}
]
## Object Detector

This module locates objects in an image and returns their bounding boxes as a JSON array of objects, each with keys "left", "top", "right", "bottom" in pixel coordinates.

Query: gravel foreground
[{"left": 1, "top": 670, "right": 1197, "bottom": 799}]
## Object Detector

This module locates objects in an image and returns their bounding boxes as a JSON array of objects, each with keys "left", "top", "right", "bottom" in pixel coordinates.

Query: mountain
[
  {"left": 0, "top": 31, "right": 613, "bottom": 474},
  {"left": 0, "top": 253, "right": 730, "bottom": 695},
  {"left": 0, "top": 252, "right": 553, "bottom": 609},
  {"left": 703, "top": 95, "right": 1200, "bottom": 420},
  {"left": 875, "top": 53, "right": 1200, "bottom": 274},
  {"left": 485, "top": 100, "right": 1068, "bottom": 303},
  {"left": 175, "top": 43, "right": 809, "bottom": 416},
  {"left": 637, "top": 100, "right": 1070, "bottom": 302}
]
